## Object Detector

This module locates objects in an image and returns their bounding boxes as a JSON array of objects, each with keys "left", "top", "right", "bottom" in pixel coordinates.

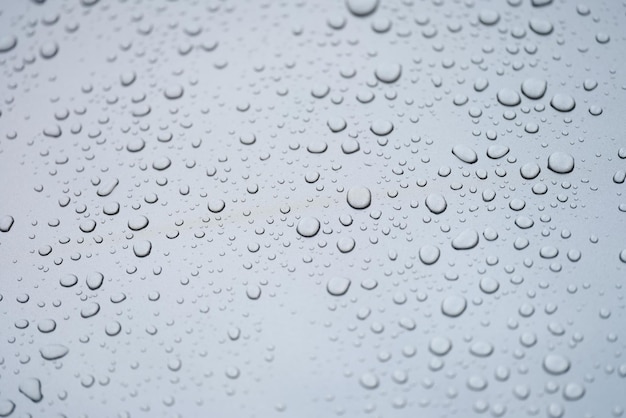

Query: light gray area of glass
[{"left": 0, "top": 0, "right": 625, "bottom": 417}]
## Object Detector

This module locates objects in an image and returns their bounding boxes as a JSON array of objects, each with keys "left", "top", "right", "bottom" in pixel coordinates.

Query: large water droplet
[
  {"left": 346, "top": 0, "right": 379, "bottom": 17},
  {"left": 347, "top": 186, "right": 372, "bottom": 209},
  {"left": 547, "top": 152, "right": 575, "bottom": 174},
  {"left": 327, "top": 277, "right": 351, "bottom": 296},
  {"left": 296, "top": 217, "right": 320, "bottom": 237}
]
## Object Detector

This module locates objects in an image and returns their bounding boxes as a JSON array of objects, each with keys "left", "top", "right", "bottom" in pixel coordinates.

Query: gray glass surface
[{"left": 0, "top": 0, "right": 625, "bottom": 417}]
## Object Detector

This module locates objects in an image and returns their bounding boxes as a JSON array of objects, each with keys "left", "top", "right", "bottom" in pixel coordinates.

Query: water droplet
[
  {"left": 0, "top": 35, "right": 17, "bottom": 53},
  {"left": 0, "top": 215, "right": 14, "bottom": 232},
  {"left": 207, "top": 199, "right": 226, "bottom": 213},
  {"left": 346, "top": 0, "right": 379, "bottom": 17},
  {"left": 419, "top": 245, "right": 440, "bottom": 265},
  {"left": 548, "top": 152, "right": 575, "bottom": 174},
  {"left": 452, "top": 229, "right": 479, "bottom": 250},
  {"left": 296, "top": 217, "right": 320, "bottom": 237},
  {"left": 479, "top": 10, "right": 500, "bottom": 26},
  {"left": 327, "top": 277, "right": 351, "bottom": 296},
  {"left": 543, "top": 354, "right": 571, "bottom": 375},
  {"left": 452, "top": 145, "right": 478, "bottom": 164},
  {"left": 563, "top": 382, "right": 585, "bottom": 400},
  {"left": 529, "top": 18, "right": 554, "bottom": 35},
  {"left": 347, "top": 186, "right": 372, "bottom": 209},
  {"left": 497, "top": 88, "right": 521, "bottom": 106},
  {"left": 0, "top": 399, "right": 15, "bottom": 417},
  {"left": 359, "top": 372, "right": 379, "bottom": 389},
  {"left": 425, "top": 193, "right": 447, "bottom": 214},
  {"left": 19, "top": 378, "right": 43, "bottom": 403},
  {"left": 521, "top": 78, "right": 547, "bottom": 99},
  {"left": 550, "top": 94, "right": 576, "bottom": 112},
  {"left": 370, "top": 119, "right": 394, "bottom": 136},
  {"left": 479, "top": 277, "right": 500, "bottom": 294},
  {"left": 441, "top": 295, "right": 467, "bottom": 317},
  {"left": 40, "top": 344, "right": 69, "bottom": 360},
  {"left": 133, "top": 240, "right": 152, "bottom": 257},
  {"left": 429, "top": 336, "right": 452, "bottom": 356},
  {"left": 374, "top": 63, "right": 401, "bottom": 83}
]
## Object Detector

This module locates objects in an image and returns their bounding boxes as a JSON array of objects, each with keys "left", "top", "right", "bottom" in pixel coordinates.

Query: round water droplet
[
  {"left": 479, "top": 10, "right": 500, "bottom": 25},
  {"left": 337, "top": 237, "right": 356, "bottom": 253},
  {"left": 374, "top": 63, "right": 402, "bottom": 83},
  {"left": 497, "top": 88, "right": 521, "bottom": 106},
  {"left": 80, "top": 302, "right": 100, "bottom": 318},
  {"left": 563, "top": 383, "right": 585, "bottom": 401},
  {"left": 246, "top": 285, "right": 261, "bottom": 300},
  {"left": 479, "top": 277, "right": 500, "bottom": 294},
  {"left": 327, "top": 117, "right": 347, "bottom": 133},
  {"left": 550, "top": 94, "right": 576, "bottom": 112},
  {"left": 487, "top": 145, "right": 509, "bottom": 159},
  {"left": 0, "top": 399, "right": 15, "bottom": 417},
  {"left": 370, "top": 119, "right": 394, "bottom": 136},
  {"left": 543, "top": 354, "right": 571, "bottom": 375},
  {"left": 359, "top": 372, "right": 379, "bottom": 389},
  {"left": 207, "top": 199, "right": 226, "bottom": 213},
  {"left": 520, "top": 162, "right": 541, "bottom": 179},
  {"left": 346, "top": 0, "right": 379, "bottom": 17},
  {"left": 529, "top": 18, "right": 554, "bottom": 35},
  {"left": 133, "top": 240, "right": 152, "bottom": 257},
  {"left": 469, "top": 341, "right": 494, "bottom": 357},
  {"left": 105, "top": 320, "right": 122, "bottom": 336},
  {"left": 442, "top": 295, "right": 467, "bottom": 317},
  {"left": 128, "top": 215, "right": 149, "bottom": 231},
  {"left": 347, "top": 186, "right": 372, "bottom": 209},
  {"left": 86, "top": 272, "right": 104, "bottom": 290},
  {"left": 0, "top": 35, "right": 17, "bottom": 53},
  {"left": 152, "top": 156, "right": 172, "bottom": 171},
  {"left": 239, "top": 133, "right": 256, "bottom": 145},
  {"left": 425, "top": 193, "right": 447, "bottom": 214},
  {"left": 40, "top": 41, "right": 59, "bottom": 59},
  {"left": 429, "top": 336, "right": 452, "bottom": 356},
  {"left": 60, "top": 274, "right": 78, "bottom": 288},
  {"left": 327, "top": 277, "right": 351, "bottom": 296},
  {"left": 452, "top": 229, "right": 479, "bottom": 250},
  {"left": 296, "top": 217, "right": 320, "bottom": 237},
  {"left": 419, "top": 245, "right": 440, "bottom": 265},
  {"left": 521, "top": 78, "right": 547, "bottom": 99},
  {"left": 164, "top": 84, "right": 184, "bottom": 99},
  {"left": 548, "top": 152, "right": 575, "bottom": 174}
]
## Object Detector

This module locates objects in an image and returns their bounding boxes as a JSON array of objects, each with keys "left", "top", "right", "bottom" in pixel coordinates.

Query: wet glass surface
[{"left": 1, "top": 0, "right": 625, "bottom": 416}]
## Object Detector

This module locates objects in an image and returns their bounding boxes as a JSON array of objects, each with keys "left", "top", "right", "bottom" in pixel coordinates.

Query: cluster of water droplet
[{"left": 0, "top": 0, "right": 624, "bottom": 416}]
